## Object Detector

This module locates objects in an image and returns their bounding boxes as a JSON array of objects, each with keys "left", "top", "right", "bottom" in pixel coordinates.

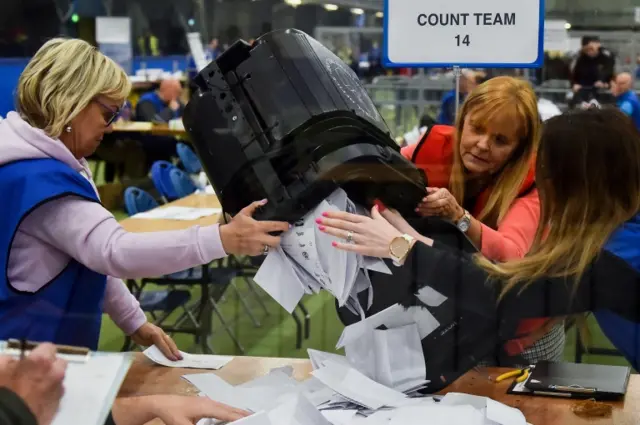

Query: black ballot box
[{"left": 183, "top": 29, "right": 426, "bottom": 223}]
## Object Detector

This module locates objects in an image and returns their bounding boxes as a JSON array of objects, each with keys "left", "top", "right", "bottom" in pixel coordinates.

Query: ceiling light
[
  {"left": 285, "top": 0, "right": 302, "bottom": 6},
  {"left": 375, "top": 11, "right": 383, "bottom": 18},
  {"left": 350, "top": 8, "right": 364, "bottom": 15},
  {"left": 324, "top": 4, "right": 338, "bottom": 11},
  {"left": 564, "top": 22, "right": 572, "bottom": 30}
]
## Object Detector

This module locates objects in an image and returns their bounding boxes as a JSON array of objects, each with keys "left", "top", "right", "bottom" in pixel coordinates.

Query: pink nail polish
[
  {"left": 315, "top": 218, "right": 322, "bottom": 224},
  {"left": 332, "top": 241, "right": 337, "bottom": 247},
  {"left": 322, "top": 212, "right": 329, "bottom": 217},
  {"left": 319, "top": 226, "right": 326, "bottom": 231}
]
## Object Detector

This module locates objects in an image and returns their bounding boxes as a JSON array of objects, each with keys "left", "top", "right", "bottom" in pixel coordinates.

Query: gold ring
[{"left": 346, "top": 231, "right": 354, "bottom": 244}]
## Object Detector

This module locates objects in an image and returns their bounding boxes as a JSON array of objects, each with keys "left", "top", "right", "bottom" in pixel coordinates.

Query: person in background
[
  {"left": 137, "top": 30, "right": 160, "bottom": 57},
  {"left": 611, "top": 72, "right": 640, "bottom": 131},
  {"left": 135, "top": 79, "right": 184, "bottom": 123},
  {"left": 571, "top": 36, "right": 615, "bottom": 92},
  {"left": 399, "top": 76, "right": 566, "bottom": 365},
  {"left": 436, "top": 69, "right": 477, "bottom": 125},
  {"left": 0, "top": 343, "right": 249, "bottom": 425},
  {"left": 319, "top": 107, "right": 640, "bottom": 371},
  {"left": 0, "top": 38, "right": 290, "bottom": 355}
]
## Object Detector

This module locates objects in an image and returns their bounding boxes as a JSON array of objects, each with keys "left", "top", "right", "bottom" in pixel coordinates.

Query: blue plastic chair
[
  {"left": 169, "top": 167, "right": 198, "bottom": 198},
  {"left": 150, "top": 161, "right": 179, "bottom": 202},
  {"left": 176, "top": 143, "right": 202, "bottom": 174},
  {"left": 123, "top": 187, "right": 159, "bottom": 216}
]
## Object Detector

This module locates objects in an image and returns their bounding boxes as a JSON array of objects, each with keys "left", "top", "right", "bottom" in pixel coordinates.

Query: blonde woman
[
  {"left": 319, "top": 108, "right": 640, "bottom": 371},
  {"left": 0, "top": 38, "right": 289, "bottom": 356},
  {"left": 342, "top": 77, "right": 562, "bottom": 365}
]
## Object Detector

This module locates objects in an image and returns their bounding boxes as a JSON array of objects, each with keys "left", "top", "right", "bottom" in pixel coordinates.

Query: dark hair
[{"left": 581, "top": 36, "right": 600, "bottom": 46}]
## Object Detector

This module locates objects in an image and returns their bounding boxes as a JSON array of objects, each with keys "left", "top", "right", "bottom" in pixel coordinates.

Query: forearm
[
  {"left": 0, "top": 388, "right": 37, "bottom": 425},
  {"left": 112, "top": 397, "right": 158, "bottom": 425},
  {"left": 20, "top": 198, "right": 227, "bottom": 280},
  {"left": 103, "top": 277, "right": 147, "bottom": 335}
]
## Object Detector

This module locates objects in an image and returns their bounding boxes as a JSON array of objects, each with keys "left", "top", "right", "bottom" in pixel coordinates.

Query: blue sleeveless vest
[
  {"left": 0, "top": 158, "right": 107, "bottom": 349},
  {"left": 594, "top": 213, "right": 640, "bottom": 370}
]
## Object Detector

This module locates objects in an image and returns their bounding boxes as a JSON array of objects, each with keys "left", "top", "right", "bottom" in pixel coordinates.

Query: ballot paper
[
  {"left": 143, "top": 345, "right": 233, "bottom": 369},
  {"left": 132, "top": 206, "right": 221, "bottom": 220},
  {"left": 254, "top": 189, "right": 391, "bottom": 315},
  {"left": 311, "top": 361, "right": 407, "bottom": 410},
  {"left": 51, "top": 352, "right": 132, "bottom": 425},
  {"left": 186, "top": 361, "right": 530, "bottom": 425},
  {"left": 337, "top": 303, "right": 440, "bottom": 349}
]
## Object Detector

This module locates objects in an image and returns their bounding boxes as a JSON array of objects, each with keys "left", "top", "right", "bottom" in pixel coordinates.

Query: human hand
[
  {"left": 316, "top": 205, "right": 403, "bottom": 258},
  {"left": 415, "top": 187, "right": 464, "bottom": 221},
  {"left": 169, "top": 99, "right": 181, "bottom": 111},
  {"left": 131, "top": 323, "right": 182, "bottom": 361},
  {"left": 572, "top": 84, "right": 582, "bottom": 92},
  {"left": 219, "top": 200, "right": 291, "bottom": 256},
  {"left": 153, "top": 395, "right": 250, "bottom": 425},
  {"left": 594, "top": 81, "right": 605, "bottom": 89},
  {"left": 374, "top": 201, "right": 421, "bottom": 241},
  {"left": 2, "top": 343, "right": 67, "bottom": 425}
]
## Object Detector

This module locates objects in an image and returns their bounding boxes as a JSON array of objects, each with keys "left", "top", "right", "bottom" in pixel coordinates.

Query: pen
[{"left": 19, "top": 338, "right": 25, "bottom": 361}]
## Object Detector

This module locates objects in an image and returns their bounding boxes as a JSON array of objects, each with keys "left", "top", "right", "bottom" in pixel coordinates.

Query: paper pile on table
[
  {"left": 253, "top": 188, "right": 391, "bottom": 316},
  {"left": 188, "top": 355, "right": 528, "bottom": 425}
]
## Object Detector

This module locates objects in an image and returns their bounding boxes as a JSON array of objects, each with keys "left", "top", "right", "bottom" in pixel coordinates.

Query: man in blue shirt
[
  {"left": 135, "top": 79, "right": 183, "bottom": 123},
  {"left": 437, "top": 69, "right": 477, "bottom": 125},
  {"left": 612, "top": 72, "right": 640, "bottom": 131}
]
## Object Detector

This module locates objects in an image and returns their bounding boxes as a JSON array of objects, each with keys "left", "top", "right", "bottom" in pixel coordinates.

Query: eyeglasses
[{"left": 95, "top": 99, "right": 125, "bottom": 126}]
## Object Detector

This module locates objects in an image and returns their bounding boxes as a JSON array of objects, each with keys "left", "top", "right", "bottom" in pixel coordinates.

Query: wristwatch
[
  {"left": 389, "top": 234, "right": 415, "bottom": 266},
  {"left": 455, "top": 210, "right": 472, "bottom": 233}
]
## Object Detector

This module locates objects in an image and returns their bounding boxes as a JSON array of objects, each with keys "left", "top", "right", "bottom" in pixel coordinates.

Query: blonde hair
[
  {"left": 450, "top": 76, "right": 540, "bottom": 227},
  {"left": 17, "top": 38, "right": 131, "bottom": 138},
  {"left": 476, "top": 108, "right": 640, "bottom": 300}
]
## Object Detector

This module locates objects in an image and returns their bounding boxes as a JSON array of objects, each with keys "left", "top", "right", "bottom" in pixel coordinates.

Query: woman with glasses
[{"left": 0, "top": 38, "right": 289, "bottom": 357}]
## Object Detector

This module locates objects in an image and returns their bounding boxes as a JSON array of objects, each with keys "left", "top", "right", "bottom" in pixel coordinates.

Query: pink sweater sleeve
[
  {"left": 479, "top": 189, "right": 541, "bottom": 262},
  {"left": 103, "top": 276, "right": 147, "bottom": 335},
  {"left": 19, "top": 196, "right": 228, "bottom": 279}
]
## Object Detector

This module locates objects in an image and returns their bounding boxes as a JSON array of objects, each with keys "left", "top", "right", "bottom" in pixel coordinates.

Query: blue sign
[{"left": 383, "top": 0, "right": 545, "bottom": 68}]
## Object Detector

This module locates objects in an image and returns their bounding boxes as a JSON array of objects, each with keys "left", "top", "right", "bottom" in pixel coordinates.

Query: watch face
[
  {"left": 458, "top": 218, "right": 471, "bottom": 233},
  {"left": 390, "top": 237, "right": 410, "bottom": 258}
]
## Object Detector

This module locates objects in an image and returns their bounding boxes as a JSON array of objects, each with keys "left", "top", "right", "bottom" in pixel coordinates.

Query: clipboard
[
  {"left": 0, "top": 340, "right": 133, "bottom": 425},
  {"left": 507, "top": 361, "right": 630, "bottom": 401}
]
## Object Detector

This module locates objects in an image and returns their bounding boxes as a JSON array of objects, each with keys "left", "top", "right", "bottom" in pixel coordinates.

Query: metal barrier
[{"left": 364, "top": 77, "right": 574, "bottom": 136}]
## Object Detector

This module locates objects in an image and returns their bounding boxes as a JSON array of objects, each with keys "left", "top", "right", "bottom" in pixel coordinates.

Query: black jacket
[
  {"left": 571, "top": 48, "right": 615, "bottom": 87},
  {"left": 0, "top": 388, "right": 36, "bottom": 425},
  {"left": 0, "top": 388, "right": 116, "bottom": 425}
]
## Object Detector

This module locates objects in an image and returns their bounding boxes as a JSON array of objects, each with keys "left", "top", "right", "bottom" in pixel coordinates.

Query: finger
[
  {"left": 426, "top": 187, "right": 440, "bottom": 194},
  {"left": 254, "top": 220, "right": 291, "bottom": 233},
  {"left": 316, "top": 217, "right": 358, "bottom": 232},
  {"left": 238, "top": 199, "right": 268, "bottom": 217},
  {"left": 254, "top": 234, "right": 282, "bottom": 248},
  {"left": 319, "top": 226, "right": 361, "bottom": 243},
  {"left": 154, "top": 334, "right": 178, "bottom": 361},
  {"left": 49, "top": 358, "right": 67, "bottom": 384},
  {"left": 163, "top": 333, "right": 182, "bottom": 360},
  {"left": 29, "top": 343, "right": 58, "bottom": 362},
  {"left": 331, "top": 241, "right": 379, "bottom": 256},
  {"left": 321, "top": 210, "right": 365, "bottom": 223},
  {"left": 370, "top": 205, "right": 384, "bottom": 221}
]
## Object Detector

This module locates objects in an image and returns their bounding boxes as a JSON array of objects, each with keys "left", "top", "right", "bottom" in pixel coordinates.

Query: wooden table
[
  {"left": 112, "top": 121, "right": 189, "bottom": 138},
  {"left": 119, "top": 354, "right": 640, "bottom": 425},
  {"left": 120, "top": 194, "right": 221, "bottom": 233}
]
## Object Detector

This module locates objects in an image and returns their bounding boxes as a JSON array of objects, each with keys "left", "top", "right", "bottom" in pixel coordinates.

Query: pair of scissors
[{"left": 495, "top": 367, "right": 531, "bottom": 383}]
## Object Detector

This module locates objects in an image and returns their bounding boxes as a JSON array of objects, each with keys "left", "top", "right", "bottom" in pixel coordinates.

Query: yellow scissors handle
[
  {"left": 516, "top": 368, "right": 530, "bottom": 383},
  {"left": 495, "top": 369, "right": 522, "bottom": 383}
]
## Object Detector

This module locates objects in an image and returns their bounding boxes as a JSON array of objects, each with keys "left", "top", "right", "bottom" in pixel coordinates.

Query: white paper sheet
[
  {"left": 308, "top": 349, "right": 350, "bottom": 370},
  {"left": 51, "top": 353, "right": 132, "bottom": 425},
  {"left": 132, "top": 206, "right": 221, "bottom": 220},
  {"left": 321, "top": 409, "right": 358, "bottom": 425},
  {"left": 253, "top": 246, "right": 306, "bottom": 313},
  {"left": 144, "top": 346, "right": 233, "bottom": 369},
  {"left": 255, "top": 188, "right": 390, "bottom": 314},
  {"left": 485, "top": 398, "right": 528, "bottom": 425},
  {"left": 388, "top": 405, "right": 485, "bottom": 425},
  {"left": 373, "top": 324, "right": 426, "bottom": 392},
  {"left": 311, "top": 361, "right": 407, "bottom": 410}
]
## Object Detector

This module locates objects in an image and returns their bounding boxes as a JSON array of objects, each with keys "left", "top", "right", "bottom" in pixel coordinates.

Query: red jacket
[{"left": 402, "top": 125, "right": 550, "bottom": 356}]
